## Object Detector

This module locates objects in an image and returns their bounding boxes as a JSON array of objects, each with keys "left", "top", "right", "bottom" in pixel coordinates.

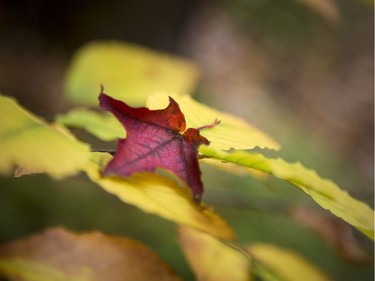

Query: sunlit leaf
[
  {"left": 0, "top": 95, "right": 90, "bottom": 178},
  {"left": 0, "top": 227, "right": 182, "bottom": 281},
  {"left": 56, "top": 93, "right": 279, "bottom": 152},
  {"left": 98, "top": 92, "right": 213, "bottom": 203},
  {"left": 85, "top": 152, "right": 235, "bottom": 240},
  {"left": 52, "top": 93, "right": 374, "bottom": 239},
  {"left": 56, "top": 109, "right": 124, "bottom": 141},
  {"left": 65, "top": 41, "right": 199, "bottom": 106},
  {"left": 248, "top": 244, "right": 332, "bottom": 281},
  {"left": 200, "top": 147, "right": 375, "bottom": 240},
  {"left": 147, "top": 93, "right": 281, "bottom": 151},
  {"left": 178, "top": 226, "right": 249, "bottom": 281}
]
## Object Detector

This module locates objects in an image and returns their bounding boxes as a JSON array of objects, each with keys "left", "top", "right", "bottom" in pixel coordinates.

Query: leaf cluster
[{"left": 0, "top": 41, "right": 373, "bottom": 281}]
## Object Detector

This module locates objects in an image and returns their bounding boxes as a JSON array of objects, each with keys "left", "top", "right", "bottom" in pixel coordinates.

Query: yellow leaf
[
  {"left": 248, "top": 244, "right": 332, "bottom": 281},
  {"left": 0, "top": 227, "right": 182, "bottom": 281},
  {"left": 86, "top": 152, "right": 235, "bottom": 240},
  {"left": 0, "top": 95, "right": 90, "bottom": 178},
  {"left": 65, "top": 41, "right": 199, "bottom": 106},
  {"left": 200, "top": 148, "right": 375, "bottom": 240},
  {"left": 52, "top": 93, "right": 374, "bottom": 240},
  {"left": 147, "top": 92, "right": 280, "bottom": 151},
  {"left": 178, "top": 226, "right": 249, "bottom": 281}
]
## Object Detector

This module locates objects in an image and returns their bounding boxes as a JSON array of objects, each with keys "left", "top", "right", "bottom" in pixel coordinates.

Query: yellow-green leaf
[
  {"left": 178, "top": 226, "right": 249, "bottom": 281},
  {"left": 248, "top": 244, "right": 332, "bottom": 281},
  {"left": 0, "top": 227, "right": 182, "bottom": 281},
  {"left": 56, "top": 109, "right": 124, "bottom": 141},
  {"left": 52, "top": 93, "right": 374, "bottom": 240},
  {"left": 147, "top": 92, "right": 280, "bottom": 151},
  {"left": 65, "top": 41, "right": 199, "bottom": 106},
  {"left": 85, "top": 152, "right": 235, "bottom": 240},
  {"left": 200, "top": 147, "right": 375, "bottom": 240},
  {"left": 0, "top": 95, "right": 90, "bottom": 178}
]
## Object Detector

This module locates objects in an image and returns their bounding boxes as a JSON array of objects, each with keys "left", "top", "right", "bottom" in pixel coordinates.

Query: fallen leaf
[
  {"left": 57, "top": 93, "right": 280, "bottom": 152},
  {"left": 99, "top": 91, "right": 217, "bottom": 202},
  {"left": 53, "top": 92, "right": 374, "bottom": 240},
  {"left": 0, "top": 227, "right": 182, "bottom": 281},
  {"left": 147, "top": 92, "right": 280, "bottom": 151},
  {"left": 86, "top": 152, "right": 234, "bottom": 240}
]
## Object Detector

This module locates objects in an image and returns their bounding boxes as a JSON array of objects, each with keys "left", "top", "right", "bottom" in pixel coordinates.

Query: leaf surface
[
  {"left": 247, "top": 244, "right": 332, "bottom": 281},
  {"left": 0, "top": 227, "right": 182, "bottom": 281},
  {"left": 147, "top": 93, "right": 281, "bottom": 151},
  {"left": 178, "top": 226, "right": 249, "bottom": 281},
  {"left": 178, "top": 227, "right": 332, "bottom": 281},
  {"left": 53, "top": 92, "right": 374, "bottom": 239},
  {"left": 65, "top": 41, "right": 199, "bottom": 106},
  {"left": 148, "top": 94, "right": 374, "bottom": 239},
  {"left": 86, "top": 152, "right": 234, "bottom": 240},
  {"left": 56, "top": 109, "right": 124, "bottom": 141},
  {"left": 0, "top": 95, "right": 90, "bottom": 178},
  {"left": 99, "top": 92, "right": 212, "bottom": 202},
  {"left": 200, "top": 147, "right": 375, "bottom": 239},
  {"left": 57, "top": 93, "right": 280, "bottom": 152}
]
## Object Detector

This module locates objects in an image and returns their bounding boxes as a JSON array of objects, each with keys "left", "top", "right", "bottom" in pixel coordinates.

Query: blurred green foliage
[{"left": 0, "top": 0, "right": 373, "bottom": 280}]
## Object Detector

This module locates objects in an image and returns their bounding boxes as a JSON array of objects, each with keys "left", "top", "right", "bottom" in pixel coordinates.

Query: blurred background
[{"left": 0, "top": 0, "right": 373, "bottom": 280}]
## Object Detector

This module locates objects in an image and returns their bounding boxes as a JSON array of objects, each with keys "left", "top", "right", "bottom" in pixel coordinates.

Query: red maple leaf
[{"left": 99, "top": 91, "right": 219, "bottom": 203}]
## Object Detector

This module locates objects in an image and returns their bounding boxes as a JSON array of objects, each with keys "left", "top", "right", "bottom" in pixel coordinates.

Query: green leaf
[
  {"left": 0, "top": 95, "right": 90, "bottom": 178},
  {"left": 65, "top": 41, "right": 199, "bottom": 106},
  {"left": 53, "top": 93, "right": 374, "bottom": 239},
  {"left": 85, "top": 152, "right": 235, "bottom": 240},
  {"left": 56, "top": 109, "right": 124, "bottom": 141},
  {"left": 0, "top": 227, "right": 183, "bottom": 281},
  {"left": 200, "top": 147, "right": 375, "bottom": 240},
  {"left": 247, "top": 244, "right": 332, "bottom": 281}
]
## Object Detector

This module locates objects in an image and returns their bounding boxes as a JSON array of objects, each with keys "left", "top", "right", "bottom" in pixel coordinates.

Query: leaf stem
[
  {"left": 91, "top": 148, "right": 116, "bottom": 155},
  {"left": 196, "top": 118, "right": 221, "bottom": 131}
]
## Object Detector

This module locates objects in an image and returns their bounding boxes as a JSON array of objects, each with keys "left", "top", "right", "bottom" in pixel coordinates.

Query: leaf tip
[{"left": 98, "top": 91, "right": 113, "bottom": 111}]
